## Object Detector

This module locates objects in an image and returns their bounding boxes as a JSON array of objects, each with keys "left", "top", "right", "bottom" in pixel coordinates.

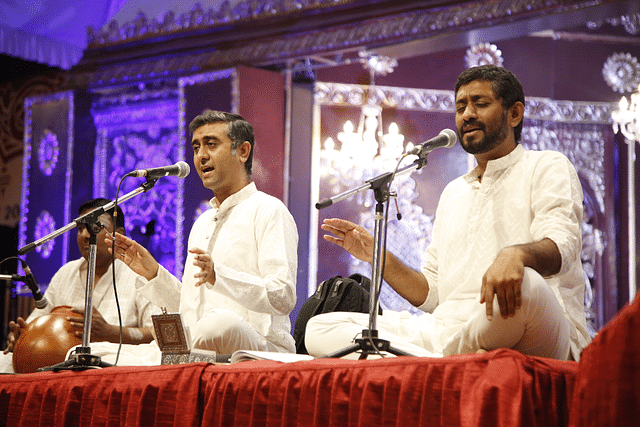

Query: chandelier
[
  {"left": 321, "top": 52, "right": 415, "bottom": 196},
  {"left": 612, "top": 83, "right": 640, "bottom": 142}
]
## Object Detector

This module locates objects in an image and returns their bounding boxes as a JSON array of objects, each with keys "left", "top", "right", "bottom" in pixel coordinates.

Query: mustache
[{"left": 461, "top": 120, "right": 485, "bottom": 133}]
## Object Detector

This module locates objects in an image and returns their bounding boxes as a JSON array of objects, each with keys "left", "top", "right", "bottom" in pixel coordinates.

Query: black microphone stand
[
  {"left": 316, "top": 152, "right": 430, "bottom": 359},
  {"left": 17, "top": 178, "right": 159, "bottom": 371}
]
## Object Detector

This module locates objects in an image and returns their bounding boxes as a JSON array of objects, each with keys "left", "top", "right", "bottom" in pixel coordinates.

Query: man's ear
[
  {"left": 509, "top": 101, "right": 525, "bottom": 128},
  {"left": 238, "top": 141, "right": 251, "bottom": 162}
]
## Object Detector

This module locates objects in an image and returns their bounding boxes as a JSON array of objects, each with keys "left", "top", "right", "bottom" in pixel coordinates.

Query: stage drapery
[
  {"left": 0, "top": 349, "right": 577, "bottom": 427},
  {"left": 0, "top": 363, "right": 206, "bottom": 426}
]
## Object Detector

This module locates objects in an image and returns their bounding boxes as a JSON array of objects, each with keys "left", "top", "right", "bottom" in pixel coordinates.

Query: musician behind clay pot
[{"left": 1, "top": 198, "right": 162, "bottom": 373}]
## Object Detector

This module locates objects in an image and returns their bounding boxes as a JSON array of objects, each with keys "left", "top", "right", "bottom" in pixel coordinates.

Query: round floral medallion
[
  {"left": 34, "top": 211, "right": 56, "bottom": 259},
  {"left": 465, "top": 43, "right": 504, "bottom": 69},
  {"left": 602, "top": 52, "right": 640, "bottom": 94},
  {"left": 38, "top": 130, "right": 60, "bottom": 176}
]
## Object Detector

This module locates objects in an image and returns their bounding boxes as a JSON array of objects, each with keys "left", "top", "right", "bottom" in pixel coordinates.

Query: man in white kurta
[
  {"left": 137, "top": 182, "right": 298, "bottom": 353},
  {"left": 1, "top": 199, "right": 160, "bottom": 372},
  {"left": 107, "top": 111, "right": 298, "bottom": 359},
  {"left": 419, "top": 145, "right": 590, "bottom": 358},
  {"left": 23, "top": 257, "right": 157, "bottom": 331},
  {"left": 306, "top": 65, "right": 590, "bottom": 361},
  {"left": 306, "top": 146, "right": 590, "bottom": 360}
]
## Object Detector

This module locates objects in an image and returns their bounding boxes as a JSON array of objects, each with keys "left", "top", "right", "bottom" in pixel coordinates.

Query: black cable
[
  {"left": 110, "top": 177, "right": 128, "bottom": 366},
  {"left": 0, "top": 256, "right": 22, "bottom": 270}
]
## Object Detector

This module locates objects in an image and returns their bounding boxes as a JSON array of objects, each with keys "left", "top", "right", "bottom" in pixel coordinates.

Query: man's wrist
[
  {"left": 145, "top": 263, "right": 160, "bottom": 281},
  {"left": 500, "top": 245, "right": 527, "bottom": 265}
]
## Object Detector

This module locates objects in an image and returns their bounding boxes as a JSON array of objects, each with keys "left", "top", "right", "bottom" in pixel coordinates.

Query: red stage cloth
[
  {"left": 0, "top": 349, "right": 578, "bottom": 427},
  {"left": 0, "top": 363, "right": 207, "bottom": 427},
  {"left": 199, "top": 349, "right": 577, "bottom": 427},
  {"left": 569, "top": 293, "right": 640, "bottom": 427}
]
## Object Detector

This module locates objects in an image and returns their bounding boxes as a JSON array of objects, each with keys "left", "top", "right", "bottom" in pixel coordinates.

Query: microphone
[
  {"left": 406, "top": 129, "right": 457, "bottom": 156},
  {"left": 24, "top": 265, "right": 48, "bottom": 309},
  {"left": 2, "top": 265, "right": 49, "bottom": 309},
  {"left": 126, "top": 161, "right": 190, "bottom": 179}
]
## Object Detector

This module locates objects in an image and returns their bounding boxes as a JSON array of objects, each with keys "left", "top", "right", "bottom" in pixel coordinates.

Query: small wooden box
[{"left": 152, "top": 311, "right": 218, "bottom": 364}]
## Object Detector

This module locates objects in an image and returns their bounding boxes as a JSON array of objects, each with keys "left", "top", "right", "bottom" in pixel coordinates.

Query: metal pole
[{"left": 629, "top": 140, "right": 636, "bottom": 301}]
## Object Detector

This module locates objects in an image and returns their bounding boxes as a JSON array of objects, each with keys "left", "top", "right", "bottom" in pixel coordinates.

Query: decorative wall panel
[
  {"left": 92, "top": 91, "right": 185, "bottom": 277},
  {"left": 19, "top": 92, "right": 75, "bottom": 289}
]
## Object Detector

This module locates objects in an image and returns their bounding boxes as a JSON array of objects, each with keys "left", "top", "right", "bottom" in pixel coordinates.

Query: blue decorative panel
[
  {"left": 92, "top": 95, "right": 185, "bottom": 277},
  {"left": 19, "top": 92, "right": 75, "bottom": 289}
]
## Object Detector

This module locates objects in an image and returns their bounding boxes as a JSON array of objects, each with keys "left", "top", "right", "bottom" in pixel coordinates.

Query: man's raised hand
[
  {"left": 321, "top": 218, "right": 374, "bottom": 263},
  {"left": 106, "top": 232, "right": 159, "bottom": 281}
]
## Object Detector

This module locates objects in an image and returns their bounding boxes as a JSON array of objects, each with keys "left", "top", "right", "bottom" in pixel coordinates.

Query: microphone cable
[{"left": 110, "top": 176, "right": 128, "bottom": 366}]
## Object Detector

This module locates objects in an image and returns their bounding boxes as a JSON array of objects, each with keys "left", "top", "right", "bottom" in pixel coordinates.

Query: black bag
[{"left": 293, "top": 273, "right": 380, "bottom": 354}]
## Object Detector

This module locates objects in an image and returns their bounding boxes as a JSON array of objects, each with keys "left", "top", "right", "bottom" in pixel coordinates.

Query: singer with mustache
[
  {"left": 305, "top": 65, "right": 590, "bottom": 361},
  {"left": 104, "top": 110, "right": 298, "bottom": 360}
]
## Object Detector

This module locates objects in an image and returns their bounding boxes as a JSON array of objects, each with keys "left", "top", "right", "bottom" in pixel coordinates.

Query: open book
[{"left": 230, "top": 350, "right": 314, "bottom": 364}]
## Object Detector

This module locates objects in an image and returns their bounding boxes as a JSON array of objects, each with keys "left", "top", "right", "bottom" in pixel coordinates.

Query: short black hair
[
  {"left": 78, "top": 198, "right": 125, "bottom": 230},
  {"left": 188, "top": 110, "right": 255, "bottom": 176},
  {"left": 455, "top": 65, "right": 525, "bottom": 142}
]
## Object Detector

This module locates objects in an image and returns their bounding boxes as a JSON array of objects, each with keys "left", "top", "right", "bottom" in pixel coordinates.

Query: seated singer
[
  {"left": 305, "top": 65, "right": 591, "bottom": 361},
  {"left": 107, "top": 110, "right": 298, "bottom": 358},
  {"left": 1, "top": 198, "right": 160, "bottom": 372}
]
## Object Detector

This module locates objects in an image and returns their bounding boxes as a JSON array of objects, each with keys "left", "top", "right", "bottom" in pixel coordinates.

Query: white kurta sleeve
[
  {"left": 529, "top": 153, "right": 583, "bottom": 277},
  {"left": 135, "top": 265, "right": 182, "bottom": 312}
]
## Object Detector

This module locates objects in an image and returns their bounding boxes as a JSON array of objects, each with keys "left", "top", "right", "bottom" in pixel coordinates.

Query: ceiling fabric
[
  {"left": 0, "top": 0, "right": 125, "bottom": 69},
  {"left": 0, "top": 0, "right": 225, "bottom": 70}
]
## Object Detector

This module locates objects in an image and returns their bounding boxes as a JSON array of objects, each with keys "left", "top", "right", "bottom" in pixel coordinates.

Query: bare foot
[{"left": 475, "top": 348, "right": 487, "bottom": 354}]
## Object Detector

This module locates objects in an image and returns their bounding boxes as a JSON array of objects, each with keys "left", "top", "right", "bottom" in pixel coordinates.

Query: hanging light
[
  {"left": 320, "top": 52, "right": 409, "bottom": 186},
  {"left": 612, "top": 84, "right": 640, "bottom": 142}
]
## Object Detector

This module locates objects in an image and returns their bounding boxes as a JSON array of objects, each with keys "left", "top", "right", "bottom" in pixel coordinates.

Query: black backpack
[{"left": 293, "top": 273, "right": 381, "bottom": 354}]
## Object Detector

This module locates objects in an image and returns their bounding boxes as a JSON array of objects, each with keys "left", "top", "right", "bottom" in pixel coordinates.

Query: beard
[{"left": 458, "top": 110, "right": 509, "bottom": 155}]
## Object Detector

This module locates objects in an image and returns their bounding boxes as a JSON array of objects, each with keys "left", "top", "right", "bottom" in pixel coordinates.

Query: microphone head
[
  {"left": 176, "top": 161, "right": 190, "bottom": 178},
  {"left": 440, "top": 129, "right": 458, "bottom": 148},
  {"left": 407, "top": 129, "right": 458, "bottom": 156}
]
